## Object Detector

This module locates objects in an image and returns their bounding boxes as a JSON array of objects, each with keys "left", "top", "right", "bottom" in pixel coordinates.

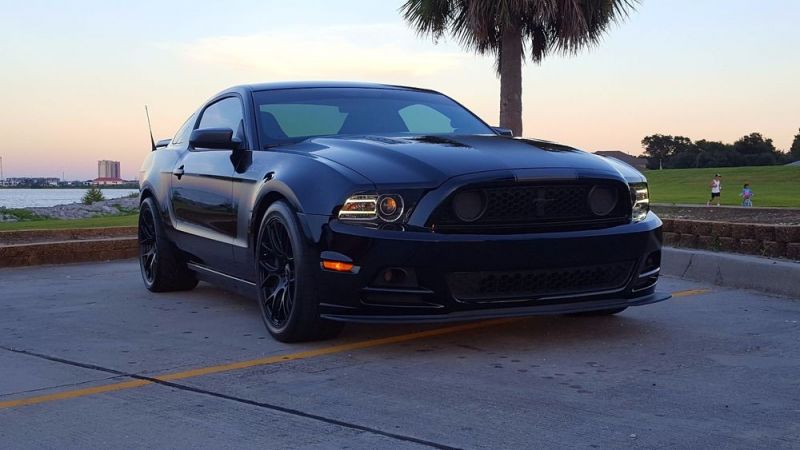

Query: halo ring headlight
[{"left": 377, "top": 194, "right": 404, "bottom": 222}]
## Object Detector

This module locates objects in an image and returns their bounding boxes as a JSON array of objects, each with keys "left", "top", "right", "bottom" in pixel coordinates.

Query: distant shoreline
[{"left": 0, "top": 185, "right": 139, "bottom": 190}]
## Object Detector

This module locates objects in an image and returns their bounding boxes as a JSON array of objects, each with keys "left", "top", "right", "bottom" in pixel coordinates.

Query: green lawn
[
  {"left": 0, "top": 214, "right": 138, "bottom": 231},
  {"left": 645, "top": 166, "right": 800, "bottom": 207}
]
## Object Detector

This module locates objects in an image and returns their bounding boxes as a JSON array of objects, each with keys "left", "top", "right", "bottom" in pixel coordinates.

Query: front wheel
[{"left": 255, "top": 201, "right": 343, "bottom": 342}]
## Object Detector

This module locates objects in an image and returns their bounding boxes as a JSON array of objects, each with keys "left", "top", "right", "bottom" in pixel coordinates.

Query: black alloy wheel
[
  {"left": 258, "top": 216, "right": 296, "bottom": 329},
  {"left": 139, "top": 206, "right": 158, "bottom": 285},
  {"left": 255, "top": 201, "right": 343, "bottom": 342},
  {"left": 138, "top": 197, "right": 198, "bottom": 292}
]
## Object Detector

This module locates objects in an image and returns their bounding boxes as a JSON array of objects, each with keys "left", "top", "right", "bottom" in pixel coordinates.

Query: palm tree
[{"left": 401, "top": 0, "right": 636, "bottom": 136}]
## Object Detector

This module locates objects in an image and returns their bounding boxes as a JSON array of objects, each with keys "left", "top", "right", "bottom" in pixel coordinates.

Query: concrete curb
[{"left": 662, "top": 247, "right": 800, "bottom": 298}]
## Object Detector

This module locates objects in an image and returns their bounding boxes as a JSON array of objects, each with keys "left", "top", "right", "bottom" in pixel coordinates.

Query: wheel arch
[{"left": 249, "top": 186, "right": 311, "bottom": 256}]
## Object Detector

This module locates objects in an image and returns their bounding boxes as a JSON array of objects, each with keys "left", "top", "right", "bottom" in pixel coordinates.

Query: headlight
[
  {"left": 629, "top": 183, "right": 649, "bottom": 222},
  {"left": 338, "top": 194, "right": 404, "bottom": 223}
]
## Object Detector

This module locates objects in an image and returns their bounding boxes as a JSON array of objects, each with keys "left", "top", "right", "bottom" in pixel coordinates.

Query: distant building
[
  {"left": 594, "top": 151, "right": 647, "bottom": 171},
  {"left": 94, "top": 160, "right": 126, "bottom": 185},
  {"left": 92, "top": 177, "right": 127, "bottom": 186},
  {"left": 98, "top": 160, "right": 121, "bottom": 179},
  {"left": 2, "top": 177, "right": 60, "bottom": 187}
]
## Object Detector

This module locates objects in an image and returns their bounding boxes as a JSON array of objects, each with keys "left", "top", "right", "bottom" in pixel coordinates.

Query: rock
[{"left": 21, "top": 196, "right": 139, "bottom": 220}]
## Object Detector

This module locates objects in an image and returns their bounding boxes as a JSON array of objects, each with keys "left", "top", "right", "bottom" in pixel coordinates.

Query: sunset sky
[{"left": 1, "top": 0, "right": 798, "bottom": 180}]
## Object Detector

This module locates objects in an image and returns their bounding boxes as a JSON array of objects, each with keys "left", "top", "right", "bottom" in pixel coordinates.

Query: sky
[{"left": 1, "top": 0, "right": 798, "bottom": 180}]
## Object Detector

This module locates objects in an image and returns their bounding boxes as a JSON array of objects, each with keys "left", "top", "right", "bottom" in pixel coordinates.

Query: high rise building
[{"left": 98, "top": 160, "right": 121, "bottom": 179}]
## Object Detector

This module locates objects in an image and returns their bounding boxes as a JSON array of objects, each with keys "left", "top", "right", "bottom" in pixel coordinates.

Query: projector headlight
[
  {"left": 338, "top": 194, "right": 404, "bottom": 223},
  {"left": 629, "top": 182, "right": 650, "bottom": 222}
]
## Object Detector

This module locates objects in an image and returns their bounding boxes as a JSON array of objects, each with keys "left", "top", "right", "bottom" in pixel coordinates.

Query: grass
[
  {"left": 0, "top": 213, "right": 138, "bottom": 231},
  {"left": 645, "top": 165, "right": 800, "bottom": 207}
]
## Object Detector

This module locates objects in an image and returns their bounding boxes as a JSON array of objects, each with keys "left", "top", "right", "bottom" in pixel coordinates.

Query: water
[{"left": 0, "top": 189, "right": 139, "bottom": 208}]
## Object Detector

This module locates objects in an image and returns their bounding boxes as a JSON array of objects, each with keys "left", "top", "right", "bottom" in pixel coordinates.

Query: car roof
[{"left": 228, "top": 81, "right": 440, "bottom": 94}]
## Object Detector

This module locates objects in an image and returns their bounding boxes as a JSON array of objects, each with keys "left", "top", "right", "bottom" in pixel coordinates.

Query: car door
[{"left": 169, "top": 96, "right": 243, "bottom": 271}]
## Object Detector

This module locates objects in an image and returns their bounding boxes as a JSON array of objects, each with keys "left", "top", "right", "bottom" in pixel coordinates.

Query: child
[{"left": 740, "top": 183, "right": 753, "bottom": 207}]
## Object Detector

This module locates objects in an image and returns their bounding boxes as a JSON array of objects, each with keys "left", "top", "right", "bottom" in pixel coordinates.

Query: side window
[
  {"left": 171, "top": 114, "right": 195, "bottom": 146},
  {"left": 199, "top": 97, "right": 244, "bottom": 132},
  {"left": 398, "top": 104, "right": 455, "bottom": 134}
]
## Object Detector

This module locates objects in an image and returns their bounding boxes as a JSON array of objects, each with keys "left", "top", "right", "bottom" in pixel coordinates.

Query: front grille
[
  {"left": 428, "top": 181, "right": 631, "bottom": 233},
  {"left": 448, "top": 261, "right": 635, "bottom": 302}
]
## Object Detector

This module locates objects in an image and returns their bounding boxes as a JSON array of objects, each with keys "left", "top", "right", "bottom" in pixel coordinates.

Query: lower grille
[{"left": 448, "top": 261, "right": 635, "bottom": 302}]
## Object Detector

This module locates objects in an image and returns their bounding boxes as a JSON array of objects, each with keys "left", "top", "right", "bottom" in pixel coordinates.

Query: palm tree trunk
[{"left": 499, "top": 22, "right": 523, "bottom": 136}]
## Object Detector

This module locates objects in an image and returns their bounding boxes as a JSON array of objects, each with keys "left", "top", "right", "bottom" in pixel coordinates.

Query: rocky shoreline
[{"left": 0, "top": 196, "right": 139, "bottom": 222}]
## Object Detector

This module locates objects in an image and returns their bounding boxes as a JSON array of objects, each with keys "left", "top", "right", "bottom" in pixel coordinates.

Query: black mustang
[{"left": 138, "top": 82, "right": 668, "bottom": 342}]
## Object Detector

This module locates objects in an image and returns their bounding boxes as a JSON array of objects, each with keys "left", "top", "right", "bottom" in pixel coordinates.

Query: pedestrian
[
  {"left": 740, "top": 183, "right": 754, "bottom": 207},
  {"left": 706, "top": 173, "right": 722, "bottom": 206}
]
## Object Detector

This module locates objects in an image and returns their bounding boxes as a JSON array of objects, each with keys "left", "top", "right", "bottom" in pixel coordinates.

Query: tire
[
  {"left": 138, "top": 197, "right": 198, "bottom": 292},
  {"left": 569, "top": 307, "right": 627, "bottom": 317},
  {"left": 255, "top": 201, "right": 343, "bottom": 342}
]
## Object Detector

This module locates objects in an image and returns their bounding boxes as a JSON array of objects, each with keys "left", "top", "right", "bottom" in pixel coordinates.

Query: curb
[
  {"left": 662, "top": 247, "right": 800, "bottom": 298},
  {"left": 0, "top": 226, "right": 137, "bottom": 245},
  {"left": 0, "top": 237, "right": 137, "bottom": 268}
]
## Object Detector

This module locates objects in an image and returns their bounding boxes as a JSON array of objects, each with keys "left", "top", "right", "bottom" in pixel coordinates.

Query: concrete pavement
[{"left": 1, "top": 260, "right": 799, "bottom": 449}]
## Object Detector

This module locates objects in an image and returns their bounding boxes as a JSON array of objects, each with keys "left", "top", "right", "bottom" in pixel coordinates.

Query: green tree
[
  {"left": 790, "top": 128, "right": 800, "bottom": 161},
  {"left": 401, "top": 0, "right": 636, "bottom": 136},
  {"left": 695, "top": 139, "right": 740, "bottom": 168},
  {"left": 641, "top": 134, "right": 694, "bottom": 169},
  {"left": 733, "top": 132, "right": 779, "bottom": 166},
  {"left": 82, "top": 186, "right": 105, "bottom": 205}
]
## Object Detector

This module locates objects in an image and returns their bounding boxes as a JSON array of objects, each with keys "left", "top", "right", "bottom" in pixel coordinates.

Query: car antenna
[{"left": 145, "top": 105, "right": 156, "bottom": 152}]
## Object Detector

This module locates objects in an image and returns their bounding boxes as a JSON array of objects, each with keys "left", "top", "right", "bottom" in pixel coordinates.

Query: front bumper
[{"left": 305, "top": 212, "right": 667, "bottom": 323}]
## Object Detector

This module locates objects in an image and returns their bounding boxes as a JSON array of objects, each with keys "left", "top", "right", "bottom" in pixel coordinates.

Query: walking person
[
  {"left": 740, "top": 183, "right": 754, "bottom": 207},
  {"left": 707, "top": 174, "right": 722, "bottom": 206}
]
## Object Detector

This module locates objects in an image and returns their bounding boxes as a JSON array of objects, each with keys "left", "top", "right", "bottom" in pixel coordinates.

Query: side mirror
[
  {"left": 492, "top": 127, "right": 514, "bottom": 137},
  {"left": 189, "top": 128, "right": 241, "bottom": 150}
]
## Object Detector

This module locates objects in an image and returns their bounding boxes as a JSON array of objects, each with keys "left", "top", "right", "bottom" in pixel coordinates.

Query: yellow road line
[
  {"left": 0, "top": 318, "right": 518, "bottom": 409},
  {"left": 0, "top": 288, "right": 710, "bottom": 410},
  {"left": 672, "top": 288, "right": 712, "bottom": 298},
  {"left": 0, "top": 379, "right": 151, "bottom": 409}
]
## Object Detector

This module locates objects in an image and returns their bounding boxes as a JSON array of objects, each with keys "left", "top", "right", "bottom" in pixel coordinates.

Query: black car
[{"left": 138, "top": 82, "right": 668, "bottom": 342}]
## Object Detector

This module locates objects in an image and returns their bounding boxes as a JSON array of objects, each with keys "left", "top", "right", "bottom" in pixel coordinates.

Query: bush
[
  {"left": 82, "top": 186, "right": 106, "bottom": 205},
  {"left": 0, "top": 207, "right": 43, "bottom": 221}
]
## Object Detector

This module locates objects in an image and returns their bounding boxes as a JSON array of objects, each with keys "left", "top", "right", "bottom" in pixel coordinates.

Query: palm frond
[{"left": 400, "top": 0, "right": 639, "bottom": 70}]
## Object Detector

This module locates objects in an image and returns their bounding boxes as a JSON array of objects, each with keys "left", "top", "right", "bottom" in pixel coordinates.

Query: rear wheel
[
  {"left": 138, "top": 197, "right": 198, "bottom": 292},
  {"left": 256, "top": 201, "right": 343, "bottom": 342},
  {"left": 569, "top": 307, "right": 627, "bottom": 317}
]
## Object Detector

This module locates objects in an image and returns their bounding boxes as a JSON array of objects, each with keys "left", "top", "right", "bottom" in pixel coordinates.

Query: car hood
[{"left": 290, "top": 135, "right": 640, "bottom": 187}]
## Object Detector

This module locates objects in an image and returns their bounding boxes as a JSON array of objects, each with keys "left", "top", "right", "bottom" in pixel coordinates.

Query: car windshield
[{"left": 253, "top": 87, "right": 493, "bottom": 148}]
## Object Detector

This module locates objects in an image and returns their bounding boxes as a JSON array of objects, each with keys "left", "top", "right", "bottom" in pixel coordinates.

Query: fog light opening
[
  {"left": 642, "top": 250, "right": 661, "bottom": 274},
  {"left": 382, "top": 268, "right": 407, "bottom": 284}
]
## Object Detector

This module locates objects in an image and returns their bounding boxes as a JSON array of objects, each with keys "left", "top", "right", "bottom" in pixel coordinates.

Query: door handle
[{"left": 172, "top": 165, "right": 185, "bottom": 180}]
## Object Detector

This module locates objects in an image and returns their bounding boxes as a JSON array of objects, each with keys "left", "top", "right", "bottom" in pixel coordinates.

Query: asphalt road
[{"left": 1, "top": 260, "right": 798, "bottom": 449}]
